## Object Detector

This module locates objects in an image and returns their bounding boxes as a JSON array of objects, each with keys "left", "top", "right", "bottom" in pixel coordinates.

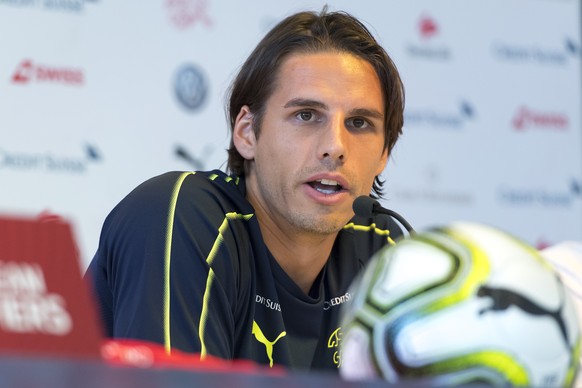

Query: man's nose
[{"left": 318, "top": 115, "right": 346, "bottom": 163}]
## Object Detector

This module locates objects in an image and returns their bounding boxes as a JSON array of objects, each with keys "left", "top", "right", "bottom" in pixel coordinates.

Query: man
[{"left": 86, "top": 7, "right": 406, "bottom": 371}]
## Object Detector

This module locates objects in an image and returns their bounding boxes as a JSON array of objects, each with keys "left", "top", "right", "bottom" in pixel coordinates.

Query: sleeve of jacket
[{"left": 86, "top": 171, "right": 247, "bottom": 359}]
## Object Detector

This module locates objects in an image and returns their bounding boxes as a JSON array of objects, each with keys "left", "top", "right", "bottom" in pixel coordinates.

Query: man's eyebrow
[
  {"left": 349, "top": 108, "right": 384, "bottom": 120},
  {"left": 283, "top": 98, "right": 383, "bottom": 120},
  {"left": 283, "top": 98, "right": 328, "bottom": 110}
]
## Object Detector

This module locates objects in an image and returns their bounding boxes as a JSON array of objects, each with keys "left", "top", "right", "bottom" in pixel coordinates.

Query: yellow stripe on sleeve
[
  {"left": 163, "top": 171, "right": 195, "bottom": 354},
  {"left": 343, "top": 222, "right": 397, "bottom": 245},
  {"left": 199, "top": 212, "right": 253, "bottom": 359}
]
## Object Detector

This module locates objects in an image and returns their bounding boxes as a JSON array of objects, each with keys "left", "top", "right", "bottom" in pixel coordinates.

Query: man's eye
[
  {"left": 349, "top": 117, "right": 370, "bottom": 129},
  {"left": 298, "top": 111, "right": 313, "bottom": 121}
]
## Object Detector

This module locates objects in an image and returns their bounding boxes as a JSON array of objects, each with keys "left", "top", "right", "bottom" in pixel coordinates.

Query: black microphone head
[{"left": 352, "top": 196, "right": 378, "bottom": 218}]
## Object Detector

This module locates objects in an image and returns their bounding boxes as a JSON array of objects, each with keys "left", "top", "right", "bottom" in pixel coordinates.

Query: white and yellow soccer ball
[{"left": 339, "top": 222, "right": 580, "bottom": 387}]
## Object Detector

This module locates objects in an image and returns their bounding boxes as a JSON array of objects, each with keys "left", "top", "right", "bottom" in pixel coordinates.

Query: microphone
[{"left": 353, "top": 195, "right": 415, "bottom": 235}]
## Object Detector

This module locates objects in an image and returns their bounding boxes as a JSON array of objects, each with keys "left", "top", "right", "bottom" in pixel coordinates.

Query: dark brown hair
[{"left": 226, "top": 7, "right": 404, "bottom": 198}]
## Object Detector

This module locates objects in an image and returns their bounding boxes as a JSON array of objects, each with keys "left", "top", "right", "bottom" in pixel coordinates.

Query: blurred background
[{"left": 1, "top": 0, "right": 580, "bottom": 269}]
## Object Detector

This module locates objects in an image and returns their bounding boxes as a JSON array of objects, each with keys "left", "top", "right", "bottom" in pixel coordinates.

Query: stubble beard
[{"left": 283, "top": 203, "right": 347, "bottom": 236}]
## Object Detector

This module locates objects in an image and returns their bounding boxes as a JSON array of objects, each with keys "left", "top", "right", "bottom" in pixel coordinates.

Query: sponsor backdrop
[{"left": 1, "top": 0, "right": 581, "bottom": 269}]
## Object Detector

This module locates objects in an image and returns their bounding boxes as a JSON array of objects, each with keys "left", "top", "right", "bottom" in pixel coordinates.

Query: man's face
[{"left": 234, "top": 52, "right": 388, "bottom": 236}]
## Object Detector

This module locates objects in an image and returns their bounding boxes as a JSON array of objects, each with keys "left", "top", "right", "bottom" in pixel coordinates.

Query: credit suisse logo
[
  {"left": 165, "top": 0, "right": 213, "bottom": 30},
  {"left": 11, "top": 59, "right": 84, "bottom": 86},
  {"left": 392, "top": 166, "right": 474, "bottom": 206},
  {"left": 493, "top": 37, "right": 580, "bottom": 66},
  {"left": 512, "top": 106, "right": 569, "bottom": 132},
  {"left": 0, "top": 0, "right": 98, "bottom": 13},
  {"left": 0, "top": 144, "right": 101, "bottom": 174},
  {"left": 497, "top": 179, "right": 581, "bottom": 208},
  {"left": 404, "top": 100, "right": 475, "bottom": 130},
  {"left": 406, "top": 13, "right": 452, "bottom": 61}
]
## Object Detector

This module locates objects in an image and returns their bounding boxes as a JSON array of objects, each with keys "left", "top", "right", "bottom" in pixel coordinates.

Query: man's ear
[{"left": 232, "top": 105, "right": 256, "bottom": 160}]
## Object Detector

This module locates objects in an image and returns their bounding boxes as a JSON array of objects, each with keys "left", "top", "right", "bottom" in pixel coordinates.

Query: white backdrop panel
[{"left": 0, "top": 0, "right": 580, "bottom": 268}]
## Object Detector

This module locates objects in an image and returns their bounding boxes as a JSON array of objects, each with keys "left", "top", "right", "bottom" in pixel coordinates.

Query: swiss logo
[
  {"left": 11, "top": 59, "right": 84, "bottom": 86},
  {"left": 512, "top": 106, "right": 569, "bottom": 131}
]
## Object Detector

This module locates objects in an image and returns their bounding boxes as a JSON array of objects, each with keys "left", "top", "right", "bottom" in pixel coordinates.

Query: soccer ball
[{"left": 339, "top": 222, "right": 580, "bottom": 386}]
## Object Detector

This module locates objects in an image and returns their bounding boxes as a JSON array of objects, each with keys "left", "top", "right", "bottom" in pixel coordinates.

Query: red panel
[{"left": 0, "top": 213, "right": 103, "bottom": 360}]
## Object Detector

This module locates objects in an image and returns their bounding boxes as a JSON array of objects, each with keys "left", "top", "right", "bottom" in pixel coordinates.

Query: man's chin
[{"left": 288, "top": 213, "right": 349, "bottom": 236}]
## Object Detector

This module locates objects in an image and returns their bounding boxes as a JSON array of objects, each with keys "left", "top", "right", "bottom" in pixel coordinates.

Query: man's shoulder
[
  {"left": 105, "top": 170, "right": 248, "bottom": 225},
  {"left": 332, "top": 214, "right": 403, "bottom": 270},
  {"left": 139, "top": 170, "right": 241, "bottom": 190},
  {"left": 124, "top": 170, "right": 243, "bottom": 201},
  {"left": 342, "top": 213, "right": 404, "bottom": 241}
]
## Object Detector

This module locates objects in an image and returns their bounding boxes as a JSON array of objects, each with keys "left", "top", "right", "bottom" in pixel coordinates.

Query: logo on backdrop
[
  {"left": 0, "top": 0, "right": 98, "bottom": 13},
  {"left": 174, "top": 144, "right": 214, "bottom": 170},
  {"left": 391, "top": 166, "right": 474, "bottom": 206},
  {"left": 535, "top": 237, "right": 553, "bottom": 250},
  {"left": 419, "top": 14, "right": 438, "bottom": 39},
  {"left": 512, "top": 106, "right": 569, "bottom": 132},
  {"left": 11, "top": 59, "right": 84, "bottom": 86},
  {"left": 497, "top": 179, "right": 582, "bottom": 208},
  {"left": 406, "top": 13, "right": 452, "bottom": 60},
  {"left": 405, "top": 100, "right": 475, "bottom": 130},
  {"left": 0, "top": 143, "right": 101, "bottom": 174},
  {"left": 173, "top": 64, "right": 208, "bottom": 112},
  {"left": 165, "top": 0, "right": 213, "bottom": 30},
  {"left": 493, "top": 37, "right": 580, "bottom": 66}
]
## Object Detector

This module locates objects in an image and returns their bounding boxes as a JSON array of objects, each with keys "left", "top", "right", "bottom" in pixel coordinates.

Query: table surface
[{"left": 0, "top": 355, "right": 404, "bottom": 388}]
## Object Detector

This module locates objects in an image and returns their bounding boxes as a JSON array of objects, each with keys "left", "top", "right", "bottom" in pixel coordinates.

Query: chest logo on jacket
[
  {"left": 252, "top": 320, "right": 286, "bottom": 367},
  {"left": 328, "top": 327, "right": 343, "bottom": 367}
]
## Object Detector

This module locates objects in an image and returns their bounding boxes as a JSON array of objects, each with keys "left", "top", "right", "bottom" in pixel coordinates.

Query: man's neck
[
  {"left": 258, "top": 219, "right": 337, "bottom": 295},
  {"left": 243, "top": 172, "right": 344, "bottom": 294}
]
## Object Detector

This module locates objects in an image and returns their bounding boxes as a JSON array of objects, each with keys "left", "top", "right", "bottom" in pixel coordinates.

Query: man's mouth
[{"left": 308, "top": 179, "right": 344, "bottom": 195}]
